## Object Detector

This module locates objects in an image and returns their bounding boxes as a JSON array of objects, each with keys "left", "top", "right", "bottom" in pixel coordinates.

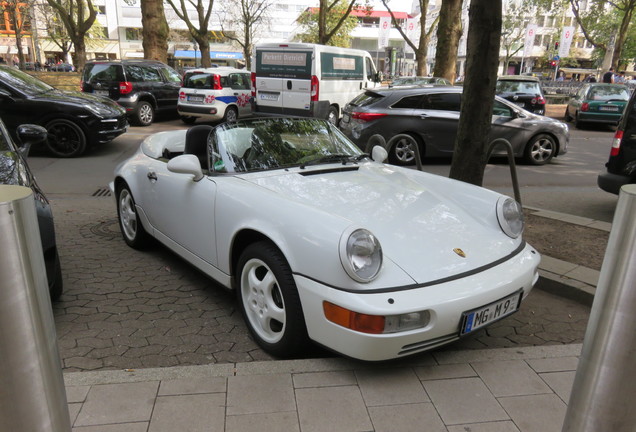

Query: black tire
[
  {"left": 388, "top": 133, "right": 421, "bottom": 166},
  {"left": 181, "top": 116, "right": 197, "bottom": 125},
  {"left": 223, "top": 106, "right": 238, "bottom": 123},
  {"left": 48, "top": 250, "right": 63, "bottom": 301},
  {"left": 134, "top": 101, "right": 154, "bottom": 126},
  {"left": 44, "top": 119, "right": 87, "bottom": 157},
  {"left": 116, "top": 184, "right": 151, "bottom": 249},
  {"left": 574, "top": 112, "right": 584, "bottom": 129},
  {"left": 327, "top": 106, "right": 339, "bottom": 126},
  {"left": 524, "top": 133, "right": 556, "bottom": 165},
  {"left": 236, "top": 241, "right": 309, "bottom": 358}
]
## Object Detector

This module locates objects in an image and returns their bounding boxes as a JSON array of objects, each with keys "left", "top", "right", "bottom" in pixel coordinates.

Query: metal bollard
[
  {"left": 0, "top": 186, "right": 71, "bottom": 431},
  {"left": 562, "top": 184, "right": 636, "bottom": 431}
]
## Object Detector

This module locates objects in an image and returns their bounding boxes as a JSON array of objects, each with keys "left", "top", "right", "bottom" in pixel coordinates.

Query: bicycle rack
[{"left": 487, "top": 138, "right": 522, "bottom": 205}]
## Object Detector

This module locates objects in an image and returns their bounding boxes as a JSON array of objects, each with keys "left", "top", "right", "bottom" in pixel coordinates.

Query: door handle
[
  {"left": 147, "top": 172, "right": 157, "bottom": 181},
  {"left": 287, "top": 80, "right": 292, "bottom": 90},
  {"left": 420, "top": 114, "right": 429, "bottom": 119}
]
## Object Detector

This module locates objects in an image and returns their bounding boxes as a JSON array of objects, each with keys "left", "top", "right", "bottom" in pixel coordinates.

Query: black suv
[
  {"left": 81, "top": 60, "right": 182, "bottom": 126},
  {"left": 496, "top": 75, "right": 546, "bottom": 115},
  {"left": 598, "top": 90, "right": 636, "bottom": 194}
]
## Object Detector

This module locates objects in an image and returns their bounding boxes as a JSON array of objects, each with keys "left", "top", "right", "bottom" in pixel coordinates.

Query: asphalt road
[{"left": 25, "top": 112, "right": 604, "bottom": 371}]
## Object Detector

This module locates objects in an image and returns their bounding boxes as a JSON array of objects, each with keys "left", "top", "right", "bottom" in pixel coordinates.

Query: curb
[{"left": 525, "top": 206, "right": 606, "bottom": 306}]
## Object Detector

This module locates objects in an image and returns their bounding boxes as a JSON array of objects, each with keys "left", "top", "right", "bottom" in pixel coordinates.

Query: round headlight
[
  {"left": 340, "top": 228, "right": 382, "bottom": 283},
  {"left": 497, "top": 197, "right": 524, "bottom": 238}
]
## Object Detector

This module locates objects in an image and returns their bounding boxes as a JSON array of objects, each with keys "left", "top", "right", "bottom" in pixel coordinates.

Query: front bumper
[
  {"left": 578, "top": 112, "right": 622, "bottom": 125},
  {"left": 296, "top": 243, "right": 540, "bottom": 361},
  {"left": 89, "top": 115, "right": 128, "bottom": 144}
]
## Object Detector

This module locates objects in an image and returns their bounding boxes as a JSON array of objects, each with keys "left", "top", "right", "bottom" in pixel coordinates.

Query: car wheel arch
[
  {"left": 524, "top": 132, "right": 559, "bottom": 164},
  {"left": 230, "top": 229, "right": 285, "bottom": 289},
  {"left": 387, "top": 132, "right": 425, "bottom": 165}
]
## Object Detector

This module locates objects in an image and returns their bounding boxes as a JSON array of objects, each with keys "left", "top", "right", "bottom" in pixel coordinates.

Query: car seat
[{"left": 184, "top": 125, "right": 213, "bottom": 170}]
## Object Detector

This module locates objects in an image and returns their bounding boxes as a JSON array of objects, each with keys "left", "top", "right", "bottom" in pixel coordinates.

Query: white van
[
  {"left": 251, "top": 43, "right": 382, "bottom": 124},
  {"left": 178, "top": 67, "right": 251, "bottom": 124}
]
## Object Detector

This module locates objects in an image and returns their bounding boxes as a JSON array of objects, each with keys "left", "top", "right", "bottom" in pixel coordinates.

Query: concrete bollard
[
  {"left": 0, "top": 185, "right": 71, "bottom": 431},
  {"left": 562, "top": 184, "right": 636, "bottom": 431}
]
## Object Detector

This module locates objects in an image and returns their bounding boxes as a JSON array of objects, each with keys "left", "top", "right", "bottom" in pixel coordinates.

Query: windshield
[
  {"left": 0, "top": 66, "right": 54, "bottom": 96},
  {"left": 496, "top": 80, "right": 541, "bottom": 95},
  {"left": 211, "top": 118, "right": 364, "bottom": 173}
]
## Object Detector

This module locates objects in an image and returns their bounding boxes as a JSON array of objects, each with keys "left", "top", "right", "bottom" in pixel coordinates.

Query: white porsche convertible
[{"left": 112, "top": 117, "right": 540, "bottom": 361}]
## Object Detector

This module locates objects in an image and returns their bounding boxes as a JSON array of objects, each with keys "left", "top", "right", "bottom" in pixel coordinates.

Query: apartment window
[
  {"left": 125, "top": 28, "right": 141, "bottom": 41},
  {"left": 98, "top": 5, "right": 106, "bottom": 14}
]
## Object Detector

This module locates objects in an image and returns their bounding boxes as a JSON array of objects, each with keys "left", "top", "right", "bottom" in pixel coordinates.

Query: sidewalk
[{"left": 60, "top": 206, "right": 607, "bottom": 431}]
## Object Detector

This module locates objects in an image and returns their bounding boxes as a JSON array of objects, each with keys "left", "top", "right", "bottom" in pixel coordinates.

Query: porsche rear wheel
[
  {"left": 117, "top": 185, "right": 150, "bottom": 249},
  {"left": 236, "top": 242, "right": 308, "bottom": 358}
]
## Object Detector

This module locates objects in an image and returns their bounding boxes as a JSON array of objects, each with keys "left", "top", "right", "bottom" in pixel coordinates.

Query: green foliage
[{"left": 295, "top": 0, "right": 359, "bottom": 47}]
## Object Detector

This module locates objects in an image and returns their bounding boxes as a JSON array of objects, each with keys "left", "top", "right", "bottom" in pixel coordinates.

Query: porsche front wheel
[
  {"left": 117, "top": 185, "right": 150, "bottom": 249},
  {"left": 236, "top": 242, "right": 308, "bottom": 358}
]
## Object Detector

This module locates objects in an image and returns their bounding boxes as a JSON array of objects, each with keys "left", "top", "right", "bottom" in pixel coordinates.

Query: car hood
[
  {"left": 242, "top": 164, "right": 521, "bottom": 284},
  {"left": 31, "top": 89, "right": 125, "bottom": 116}
]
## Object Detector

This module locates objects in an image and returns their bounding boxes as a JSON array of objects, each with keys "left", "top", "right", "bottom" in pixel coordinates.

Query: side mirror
[
  {"left": 16, "top": 124, "right": 47, "bottom": 157},
  {"left": 167, "top": 154, "right": 204, "bottom": 181},
  {"left": 375, "top": 71, "right": 384, "bottom": 83},
  {"left": 371, "top": 145, "right": 388, "bottom": 163}
]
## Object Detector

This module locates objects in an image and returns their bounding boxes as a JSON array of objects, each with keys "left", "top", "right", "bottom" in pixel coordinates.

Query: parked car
[
  {"left": 48, "top": 63, "right": 75, "bottom": 72},
  {"left": 177, "top": 67, "right": 251, "bottom": 124},
  {"left": 566, "top": 83, "right": 630, "bottom": 129},
  {"left": 598, "top": 88, "right": 636, "bottom": 194},
  {"left": 339, "top": 86, "right": 569, "bottom": 166},
  {"left": 389, "top": 76, "right": 452, "bottom": 87},
  {"left": 81, "top": 59, "right": 182, "bottom": 126},
  {"left": 0, "top": 118, "right": 63, "bottom": 300},
  {"left": 0, "top": 65, "right": 128, "bottom": 157},
  {"left": 111, "top": 117, "right": 540, "bottom": 361},
  {"left": 496, "top": 75, "right": 546, "bottom": 115}
]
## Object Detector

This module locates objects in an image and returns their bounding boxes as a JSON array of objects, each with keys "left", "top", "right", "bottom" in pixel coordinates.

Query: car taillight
[
  {"left": 351, "top": 112, "right": 388, "bottom": 122},
  {"left": 532, "top": 96, "right": 546, "bottom": 105},
  {"left": 119, "top": 81, "right": 133, "bottom": 95},
  {"left": 581, "top": 102, "right": 590, "bottom": 112},
  {"left": 212, "top": 74, "right": 223, "bottom": 90},
  {"left": 311, "top": 75, "right": 319, "bottom": 102},
  {"left": 251, "top": 72, "right": 256, "bottom": 97},
  {"left": 179, "top": 91, "right": 186, "bottom": 101},
  {"left": 610, "top": 130, "right": 623, "bottom": 157},
  {"left": 80, "top": 81, "right": 85, "bottom": 91}
]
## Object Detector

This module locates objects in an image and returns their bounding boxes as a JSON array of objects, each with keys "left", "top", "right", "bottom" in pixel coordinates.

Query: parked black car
[
  {"left": 496, "top": 75, "right": 546, "bottom": 116},
  {"left": 0, "top": 65, "right": 128, "bottom": 157},
  {"left": 598, "top": 89, "right": 636, "bottom": 194},
  {"left": 0, "top": 118, "right": 63, "bottom": 300},
  {"left": 339, "top": 86, "right": 568, "bottom": 166},
  {"left": 81, "top": 59, "right": 182, "bottom": 126}
]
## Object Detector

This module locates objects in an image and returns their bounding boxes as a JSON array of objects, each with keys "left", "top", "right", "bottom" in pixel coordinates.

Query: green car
[{"left": 565, "top": 83, "right": 630, "bottom": 128}]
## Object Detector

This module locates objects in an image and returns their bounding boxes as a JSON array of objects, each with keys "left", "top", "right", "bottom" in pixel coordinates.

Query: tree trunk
[
  {"left": 448, "top": 0, "right": 501, "bottom": 187},
  {"left": 73, "top": 37, "right": 87, "bottom": 71},
  {"left": 141, "top": 0, "right": 169, "bottom": 63},
  {"left": 612, "top": 4, "right": 634, "bottom": 68},
  {"left": 198, "top": 38, "right": 211, "bottom": 68},
  {"left": 433, "top": 0, "right": 463, "bottom": 83},
  {"left": 318, "top": 0, "right": 327, "bottom": 44}
]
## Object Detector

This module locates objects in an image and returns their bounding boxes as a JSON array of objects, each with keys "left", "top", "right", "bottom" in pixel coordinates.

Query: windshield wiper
[{"left": 299, "top": 154, "right": 367, "bottom": 169}]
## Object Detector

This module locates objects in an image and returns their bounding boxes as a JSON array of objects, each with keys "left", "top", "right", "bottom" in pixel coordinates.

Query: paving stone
[
  {"left": 227, "top": 374, "right": 295, "bottom": 415},
  {"left": 369, "top": 403, "right": 446, "bottom": 432},
  {"left": 74, "top": 382, "right": 158, "bottom": 426},
  {"left": 296, "top": 385, "right": 373, "bottom": 432}
]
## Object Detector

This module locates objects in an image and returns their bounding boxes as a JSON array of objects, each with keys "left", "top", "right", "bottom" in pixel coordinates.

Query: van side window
[
  {"left": 125, "top": 65, "right": 145, "bottom": 82},
  {"left": 365, "top": 57, "right": 375, "bottom": 81},
  {"left": 142, "top": 67, "right": 162, "bottom": 82}
]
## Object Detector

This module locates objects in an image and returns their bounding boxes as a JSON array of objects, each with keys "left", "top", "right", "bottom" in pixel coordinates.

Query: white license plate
[
  {"left": 188, "top": 95, "right": 204, "bottom": 102},
  {"left": 599, "top": 106, "right": 619, "bottom": 112},
  {"left": 94, "top": 90, "right": 109, "bottom": 96},
  {"left": 342, "top": 113, "right": 350, "bottom": 123},
  {"left": 460, "top": 290, "right": 522, "bottom": 335},
  {"left": 260, "top": 93, "right": 279, "bottom": 101}
]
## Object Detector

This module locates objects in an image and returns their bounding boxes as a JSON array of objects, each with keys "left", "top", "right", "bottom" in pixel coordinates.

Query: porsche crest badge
[{"left": 453, "top": 248, "right": 466, "bottom": 258}]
